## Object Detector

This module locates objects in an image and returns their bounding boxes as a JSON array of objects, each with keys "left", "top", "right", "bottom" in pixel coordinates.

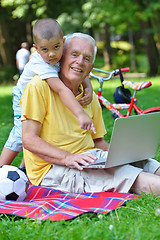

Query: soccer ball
[{"left": 0, "top": 165, "right": 29, "bottom": 201}]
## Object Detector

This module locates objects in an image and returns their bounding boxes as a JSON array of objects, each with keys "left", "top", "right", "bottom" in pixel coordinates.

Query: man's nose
[{"left": 76, "top": 55, "right": 84, "bottom": 65}]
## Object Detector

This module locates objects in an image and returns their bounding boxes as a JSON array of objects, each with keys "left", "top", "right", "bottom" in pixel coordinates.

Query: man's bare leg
[
  {"left": 155, "top": 167, "right": 160, "bottom": 176},
  {"left": 131, "top": 171, "right": 160, "bottom": 196}
]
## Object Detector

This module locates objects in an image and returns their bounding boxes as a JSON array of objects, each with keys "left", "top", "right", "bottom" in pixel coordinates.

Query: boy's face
[{"left": 34, "top": 36, "right": 64, "bottom": 65}]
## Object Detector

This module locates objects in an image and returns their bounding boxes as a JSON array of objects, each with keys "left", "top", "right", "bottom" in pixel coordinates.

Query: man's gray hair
[{"left": 64, "top": 33, "right": 97, "bottom": 63}]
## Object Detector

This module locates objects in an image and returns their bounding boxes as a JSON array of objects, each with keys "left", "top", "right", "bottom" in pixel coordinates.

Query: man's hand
[{"left": 64, "top": 152, "right": 97, "bottom": 171}]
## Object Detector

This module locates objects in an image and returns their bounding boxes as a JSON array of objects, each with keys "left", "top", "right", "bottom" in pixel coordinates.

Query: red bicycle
[{"left": 90, "top": 67, "right": 160, "bottom": 119}]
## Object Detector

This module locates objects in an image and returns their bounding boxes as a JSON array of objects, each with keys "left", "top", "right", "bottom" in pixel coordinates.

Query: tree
[
  {"left": 1, "top": 0, "right": 160, "bottom": 76},
  {"left": 82, "top": 0, "right": 160, "bottom": 75},
  {"left": 1, "top": 0, "right": 48, "bottom": 45},
  {"left": 82, "top": 0, "right": 139, "bottom": 69},
  {"left": 135, "top": 0, "right": 160, "bottom": 75},
  {"left": 1, "top": 0, "right": 84, "bottom": 67},
  {"left": 0, "top": 6, "right": 15, "bottom": 65}
]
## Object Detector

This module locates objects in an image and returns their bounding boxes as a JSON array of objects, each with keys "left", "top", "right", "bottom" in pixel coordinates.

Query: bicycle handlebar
[
  {"left": 119, "top": 67, "right": 130, "bottom": 73},
  {"left": 90, "top": 67, "right": 130, "bottom": 82}
]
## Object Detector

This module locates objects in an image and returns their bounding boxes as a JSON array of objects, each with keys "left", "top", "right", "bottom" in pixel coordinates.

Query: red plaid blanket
[{"left": 0, "top": 185, "right": 138, "bottom": 221}]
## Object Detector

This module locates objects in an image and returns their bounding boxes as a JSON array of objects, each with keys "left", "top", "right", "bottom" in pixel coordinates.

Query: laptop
[{"left": 83, "top": 112, "right": 160, "bottom": 169}]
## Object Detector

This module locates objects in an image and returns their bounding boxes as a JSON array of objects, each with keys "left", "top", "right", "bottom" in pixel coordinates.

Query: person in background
[{"left": 16, "top": 42, "right": 30, "bottom": 75}]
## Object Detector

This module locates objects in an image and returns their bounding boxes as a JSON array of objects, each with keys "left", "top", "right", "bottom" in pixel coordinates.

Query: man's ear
[
  {"left": 90, "top": 63, "right": 94, "bottom": 72},
  {"left": 87, "top": 63, "right": 94, "bottom": 77}
]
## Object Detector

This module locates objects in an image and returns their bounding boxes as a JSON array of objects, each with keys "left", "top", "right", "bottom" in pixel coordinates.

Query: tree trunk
[
  {"left": 26, "top": 21, "right": 33, "bottom": 46},
  {"left": 128, "top": 27, "right": 136, "bottom": 72},
  {"left": 102, "top": 23, "right": 112, "bottom": 68},
  {"left": 0, "top": 21, "right": 14, "bottom": 65},
  {"left": 141, "top": 19, "right": 159, "bottom": 76}
]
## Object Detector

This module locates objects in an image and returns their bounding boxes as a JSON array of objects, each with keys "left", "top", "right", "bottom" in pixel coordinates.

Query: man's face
[{"left": 60, "top": 37, "right": 94, "bottom": 85}]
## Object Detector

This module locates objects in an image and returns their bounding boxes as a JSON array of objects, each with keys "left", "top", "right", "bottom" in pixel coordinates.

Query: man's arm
[
  {"left": 22, "top": 119, "right": 97, "bottom": 171},
  {"left": 22, "top": 119, "right": 69, "bottom": 162},
  {"left": 93, "top": 138, "right": 110, "bottom": 151}
]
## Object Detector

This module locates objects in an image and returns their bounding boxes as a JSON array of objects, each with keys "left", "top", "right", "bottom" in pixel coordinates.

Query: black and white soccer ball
[{"left": 0, "top": 165, "right": 29, "bottom": 201}]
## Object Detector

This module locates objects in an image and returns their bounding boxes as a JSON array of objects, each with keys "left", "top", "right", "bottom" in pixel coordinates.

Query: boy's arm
[
  {"left": 46, "top": 77, "right": 96, "bottom": 133},
  {"left": 79, "top": 76, "right": 93, "bottom": 106}
]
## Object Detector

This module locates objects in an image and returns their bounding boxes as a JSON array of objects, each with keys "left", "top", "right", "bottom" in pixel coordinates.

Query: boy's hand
[
  {"left": 78, "top": 112, "right": 96, "bottom": 134},
  {"left": 78, "top": 88, "right": 93, "bottom": 106}
]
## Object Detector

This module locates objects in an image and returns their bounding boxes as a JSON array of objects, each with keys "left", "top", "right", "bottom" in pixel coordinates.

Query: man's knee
[
  {"left": 155, "top": 167, "right": 160, "bottom": 176},
  {"left": 131, "top": 171, "right": 160, "bottom": 196}
]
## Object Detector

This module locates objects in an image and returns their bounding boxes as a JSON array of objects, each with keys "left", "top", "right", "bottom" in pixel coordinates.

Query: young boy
[{"left": 0, "top": 18, "right": 96, "bottom": 168}]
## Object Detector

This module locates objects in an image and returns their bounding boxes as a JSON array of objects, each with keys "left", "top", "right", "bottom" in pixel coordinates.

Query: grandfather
[{"left": 21, "top": 33, "right": 160, "bottom": 195}]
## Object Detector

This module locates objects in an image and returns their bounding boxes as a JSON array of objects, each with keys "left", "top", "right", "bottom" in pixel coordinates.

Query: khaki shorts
[{"left": 41, "top": 149, "right": 160, "bottom": 193}]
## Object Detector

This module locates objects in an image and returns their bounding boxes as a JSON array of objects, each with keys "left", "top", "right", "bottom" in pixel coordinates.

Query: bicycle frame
[
  {"left": 97, "top": 90, "right": 124, "bottom": 118},
  {"left": 91, "top": 68, "right": 160, "bottom": 118}
]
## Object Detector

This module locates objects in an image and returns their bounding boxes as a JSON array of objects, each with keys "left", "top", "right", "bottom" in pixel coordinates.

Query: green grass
[
  {"left": 0, "top": 65, "right": 18, "bottom": 84},
  {"left": 0, "top": 76, "right": 160, "bottom": 239}
]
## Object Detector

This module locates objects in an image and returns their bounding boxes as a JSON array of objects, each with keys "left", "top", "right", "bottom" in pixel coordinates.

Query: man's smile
[{"left": 71, "top": 67, "right": 83, "bottom": 72}]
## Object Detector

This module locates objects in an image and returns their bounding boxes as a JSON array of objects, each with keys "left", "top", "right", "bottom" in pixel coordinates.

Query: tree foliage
[{"left": 1, "top": 0, "right": 160, "bottom": 76}]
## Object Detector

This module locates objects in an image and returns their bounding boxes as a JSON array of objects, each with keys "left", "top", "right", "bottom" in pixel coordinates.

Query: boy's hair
[
  {"left": 64, "top": 33, "right": 97, "bottom": 63},
  {"left": 33, "top": 18, "right": 63, "bottom": 44}
]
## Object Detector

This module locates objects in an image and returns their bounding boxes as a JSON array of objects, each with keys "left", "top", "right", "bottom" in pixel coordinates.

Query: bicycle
[{"left": 90, "top": 67, "right": 160, "bottom": 119}]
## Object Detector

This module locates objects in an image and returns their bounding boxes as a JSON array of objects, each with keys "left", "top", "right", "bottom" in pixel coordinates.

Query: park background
[
  {"left": 0, "top": 0, "right": 160, "bottom": 82},
  {"left": 0, "top": 1, "right": 160, "bottom": 239}
]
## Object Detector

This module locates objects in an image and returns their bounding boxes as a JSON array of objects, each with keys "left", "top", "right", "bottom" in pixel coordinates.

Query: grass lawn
[{"left": 0, "top": 76, "right": 160, "bottom": 240}]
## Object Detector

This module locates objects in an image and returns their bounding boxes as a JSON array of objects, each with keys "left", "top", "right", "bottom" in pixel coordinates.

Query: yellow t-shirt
[{"left": 20, "top": 75, "right": 107, "bottom": 185}]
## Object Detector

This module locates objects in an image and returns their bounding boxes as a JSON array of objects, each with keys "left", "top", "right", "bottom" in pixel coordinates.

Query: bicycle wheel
[
  {"left": 145, "top": 110, "right": 160, "bottom": 114},
  {"left": 143, "top": 106, "right": 160, "bottom": 115}
]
